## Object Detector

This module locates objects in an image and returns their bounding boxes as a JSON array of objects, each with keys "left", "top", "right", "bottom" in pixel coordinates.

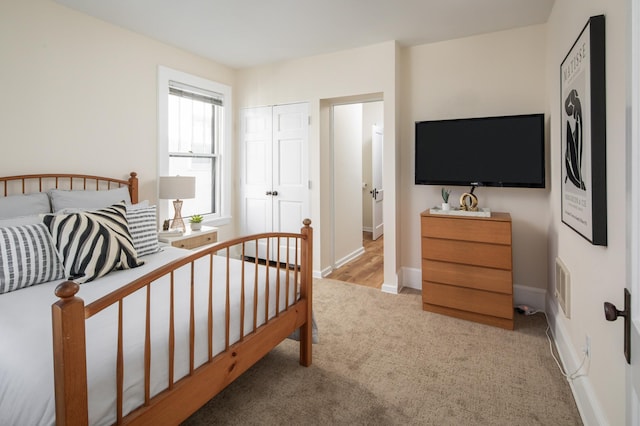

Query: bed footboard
[{"left": 51, "top": 220, "right": 313, "bottom": 425}]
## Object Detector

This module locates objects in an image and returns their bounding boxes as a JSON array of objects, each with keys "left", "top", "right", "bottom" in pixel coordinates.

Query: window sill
[{"left": 203, "top": 215, "right": 231, "bottom": 228}]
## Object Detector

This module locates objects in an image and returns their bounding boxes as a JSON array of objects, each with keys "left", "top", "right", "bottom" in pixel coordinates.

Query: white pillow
[
  {"left": 0, "top": 193, "right": 51, "bottom": 219},
  {"left": 0, "top": 223, "right": 65, "bottom": 294},
  {"left": 49, "top": 187, "right": 132, "bottom": 212},
  {"left": 43, "top": 203, "right": 143, "bottom": 283}
]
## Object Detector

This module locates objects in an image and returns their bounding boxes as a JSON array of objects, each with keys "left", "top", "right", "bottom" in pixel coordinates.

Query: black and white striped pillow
[
  {"left": 44, "top": 203, "right": 144, "bottom": 283},
  {"left": 0, "top": 223, "right": 65, "bottom": 294},
  {"left": 127, "top": 205, "right": 160, "bottom": 257}
]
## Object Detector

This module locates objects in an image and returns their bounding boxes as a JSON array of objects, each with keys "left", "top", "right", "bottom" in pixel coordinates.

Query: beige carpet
[{"left": 183, "top": 279, "right": 582, "bottom": 425}]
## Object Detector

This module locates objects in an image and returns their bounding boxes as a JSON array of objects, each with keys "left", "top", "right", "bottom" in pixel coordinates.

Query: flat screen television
[{"left": 415, "top": 113, "right": 545, "bottom": 188}]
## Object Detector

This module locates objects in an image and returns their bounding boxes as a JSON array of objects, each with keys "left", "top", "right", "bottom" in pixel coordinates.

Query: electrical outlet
[{"left": 584, "top": 335, "right": 591, "bottom": 357}]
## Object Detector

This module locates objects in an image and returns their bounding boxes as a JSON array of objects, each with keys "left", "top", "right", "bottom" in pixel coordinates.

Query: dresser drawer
[
  {"left": 422, "top": 259, "right": 512, "bottom": 294},
  {"left": 171, "top": 232, "right": 217, "bottom": 250},
  {"left": 421, "top": 215, "right": 511, "bottom": 245},
  {"left": 422, "top": 282, "right": 513, "bottom": 319},
  {"left": 422, "top": 237, "right": 512, "bottom": 270}
]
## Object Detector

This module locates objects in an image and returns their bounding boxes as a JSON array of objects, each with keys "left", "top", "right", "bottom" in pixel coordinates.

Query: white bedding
[{"left": 0, "top": 246, "right": 300, "bottom": 426}]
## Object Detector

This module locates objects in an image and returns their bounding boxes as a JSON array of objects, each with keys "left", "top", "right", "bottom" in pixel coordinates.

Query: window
[{"left": 158, "top": 66, "right": 231, "bottom": 226}]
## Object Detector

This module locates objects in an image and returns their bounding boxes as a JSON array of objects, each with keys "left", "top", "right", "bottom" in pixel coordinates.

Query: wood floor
[{"left": 326, "top": 232, "right": 384, "bottom": 289}]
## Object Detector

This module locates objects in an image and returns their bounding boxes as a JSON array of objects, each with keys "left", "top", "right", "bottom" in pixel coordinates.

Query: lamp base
[{"left": 170, "top": 199, "right": 185, "bottom": 231}]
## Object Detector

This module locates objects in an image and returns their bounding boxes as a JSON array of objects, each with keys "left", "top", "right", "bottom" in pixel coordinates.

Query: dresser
[{"left": 420, "top": 210, "right": 513, "bottom": 329}]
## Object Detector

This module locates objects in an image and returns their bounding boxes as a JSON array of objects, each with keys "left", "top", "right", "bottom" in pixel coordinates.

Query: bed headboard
[{"left": 0, "top": 172, "right": 139, "bottom": 203}]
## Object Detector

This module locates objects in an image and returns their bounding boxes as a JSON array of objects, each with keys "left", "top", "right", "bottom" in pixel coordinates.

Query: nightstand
[{"left": 158, "top": 226, "right": 218, "bottom": 250}]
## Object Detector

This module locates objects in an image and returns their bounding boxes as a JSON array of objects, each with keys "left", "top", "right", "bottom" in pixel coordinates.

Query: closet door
[
  {"left": 240, "top": 106, "right": 272, "bottom": 234},
  {"left": 240, "top": 103, "right": 309, "bottom": 262}
]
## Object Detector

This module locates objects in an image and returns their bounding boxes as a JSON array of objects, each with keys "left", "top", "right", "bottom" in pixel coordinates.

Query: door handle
[
  {"left": 265, "top": 191, "right": 279, "bottom": 196},
  {"left": 604, "top": 288, "right": 631, "bottom": 364},
  {"left": 266, "top": 191, "right": 272, "bottom": 196},
  {"left": 370, "top": 188, "right": 378, "bottom": 199}
]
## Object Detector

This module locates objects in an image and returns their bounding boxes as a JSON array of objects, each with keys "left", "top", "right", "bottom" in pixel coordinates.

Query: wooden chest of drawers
[{"left": 420, "top": 211, "right": 513, "bottom": 329}]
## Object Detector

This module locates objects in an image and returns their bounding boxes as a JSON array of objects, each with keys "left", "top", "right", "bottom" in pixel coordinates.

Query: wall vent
[{"left": 555, "top": 257, "right": 571, "bottom": 318}]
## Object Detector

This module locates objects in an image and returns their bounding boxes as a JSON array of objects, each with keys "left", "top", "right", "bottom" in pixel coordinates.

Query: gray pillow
[
  {"left": 49, "top": 187, "right": 131, "bottom": 212},
  {"left": 127, "top": 205, "right": 161, "bottom": 257},
  {"left": 0, "top": 223, "right": 65, "bottom": 294},
  {"left": 0, "top": 215, "right": 43, "bottom": 228},
  {"left": 0, "top": 193, "right": 51, "bottom": 219}
]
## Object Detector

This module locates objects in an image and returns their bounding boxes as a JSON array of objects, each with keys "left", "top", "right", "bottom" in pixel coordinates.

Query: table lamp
[{"left": 159, "top": 176, "right": 196, "bottom": 232}]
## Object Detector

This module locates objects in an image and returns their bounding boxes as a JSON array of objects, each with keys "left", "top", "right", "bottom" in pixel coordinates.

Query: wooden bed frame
[{"left": 0, "top": 172, "right": 313, "bottom": 425}]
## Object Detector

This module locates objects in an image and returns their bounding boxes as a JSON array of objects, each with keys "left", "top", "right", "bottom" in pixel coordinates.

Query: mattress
[{"left": 0, "top": 246, "right": 298, "bottom": 425}]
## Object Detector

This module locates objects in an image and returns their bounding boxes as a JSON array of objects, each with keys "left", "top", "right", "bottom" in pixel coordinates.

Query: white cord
[{"left": 528, "top": 310, "right": 589, "bottom": 381}]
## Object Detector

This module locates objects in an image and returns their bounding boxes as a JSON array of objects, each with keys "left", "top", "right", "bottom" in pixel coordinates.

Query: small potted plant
[
  {"left": 441, "top": 188, "right": 451, "bottom": 211},
  {"left": 189, "top": 214, "right": 203, "bottom": 231}
]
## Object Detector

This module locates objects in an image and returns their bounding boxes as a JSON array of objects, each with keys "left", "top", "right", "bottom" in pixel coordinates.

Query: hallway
[{"left": 326, "top": 232, "right": 383, "bottom": 289}]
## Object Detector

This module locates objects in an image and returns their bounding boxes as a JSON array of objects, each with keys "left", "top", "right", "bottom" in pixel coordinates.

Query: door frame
[
  {"left": 328, "top": 96, "right": 384, "bottom": 274},
  {"left": 627, "top": 0, "right": 640, "bottom": 422}
]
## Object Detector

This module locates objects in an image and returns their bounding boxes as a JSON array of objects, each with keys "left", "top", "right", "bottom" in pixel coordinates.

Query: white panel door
[
  {"left": 273, "top": 103, "right": 309, "bottom": 263},
  {"left": 371, "top": 125, "right": 384, "bottom": 240},
  {"left": 240, "top": 106, "right": 272, "bottom": 259},
  {"left": 240, "top": 103, "right": 309, "bottom": 263}
]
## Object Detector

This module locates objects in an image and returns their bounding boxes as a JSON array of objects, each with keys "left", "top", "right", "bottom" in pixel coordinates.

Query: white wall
[
  {"left": 236, "top": 43, "right": 399, "bottom": 287},
  {"left": 546, "top": 1, "right": 627, "bottom": 424},
  {"left": 399, "top": 25, "right": 550, "bottom": 299},
  {"left": 0, "top": 0, "right": 236, "bottom": 240},
  {"left": 333, "top": 104, "right": 364, "bottom": 266}
]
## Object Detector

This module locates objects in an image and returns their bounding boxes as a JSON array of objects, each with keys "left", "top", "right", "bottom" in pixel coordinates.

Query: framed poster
[{"left": 560, "top": 15, "right": 607, "bottom": 246}]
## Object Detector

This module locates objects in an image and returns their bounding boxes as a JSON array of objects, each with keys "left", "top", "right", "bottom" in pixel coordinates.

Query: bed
[{"left": 0, "top": 172, "right": 314, "bottom": 425}]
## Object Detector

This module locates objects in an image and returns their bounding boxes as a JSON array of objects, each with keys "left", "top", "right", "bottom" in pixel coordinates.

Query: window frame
[{"left": 158, "top": 65, "right": 232, "bottom": 227}]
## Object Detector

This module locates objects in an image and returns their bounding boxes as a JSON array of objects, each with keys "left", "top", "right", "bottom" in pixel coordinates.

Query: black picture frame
[{"left": 560, "top": 14, "right": 607, "bottom": 246}]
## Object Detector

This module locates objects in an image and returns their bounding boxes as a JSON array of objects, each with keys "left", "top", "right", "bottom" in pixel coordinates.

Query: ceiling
[{"left": 54, "top": 0, "right": 555, "bottom": 69}]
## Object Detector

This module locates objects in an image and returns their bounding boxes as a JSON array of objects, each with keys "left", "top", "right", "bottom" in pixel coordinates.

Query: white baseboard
[
  {"left": 314, "top": 268, "right": 328, "bottom": 279},
  {"left": 334, "top": 247, "right": 365, "bottom": 270},
  {"left": 318, "top": 247, "right": 365, "bottom": 279},
  {"left": 400, "top": 266, "right": 422, "bottom": 291},
  {"left": 513, "top": 284, "right": 546, "bottom": 312},
  {"left": 545, "top": 298, "right": 607, "bottom": 426}
]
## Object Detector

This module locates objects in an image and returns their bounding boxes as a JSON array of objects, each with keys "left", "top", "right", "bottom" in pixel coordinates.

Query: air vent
[{"left": 555, "top": 257, "right": 571, "bottom": 318}]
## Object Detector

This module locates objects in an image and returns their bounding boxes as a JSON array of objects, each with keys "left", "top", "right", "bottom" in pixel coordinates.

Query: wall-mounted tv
[{"left": 415, "top": 113, "right": 545, "bottom": 188}]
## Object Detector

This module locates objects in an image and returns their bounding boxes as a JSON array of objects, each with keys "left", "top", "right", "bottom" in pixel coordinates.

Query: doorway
[{"left": 328, "top": 100, "right": 384, "bottom": 288}]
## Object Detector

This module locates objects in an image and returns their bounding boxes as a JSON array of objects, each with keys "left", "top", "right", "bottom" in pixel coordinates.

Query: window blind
[{"left": 169, "top": 80, "right": 223, "bottom": 106}]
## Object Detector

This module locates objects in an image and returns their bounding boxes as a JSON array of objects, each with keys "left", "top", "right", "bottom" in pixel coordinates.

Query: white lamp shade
[{"left": 159, "top": 176, "right": 196, "bottom": 200}]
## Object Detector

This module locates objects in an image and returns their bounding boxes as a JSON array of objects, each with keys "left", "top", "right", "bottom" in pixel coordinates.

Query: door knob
[
  {"left": 604, "top": 301, "right": 628, "bottom": 321},
  {"left": 603, "top": 288, "right": 631, "bottom": 364},
  {"left": 271, "top": 191, "right": 278, "bottom": 196},
  {"left": 266, "top": 191, "right": 272, "bottom": 196}
]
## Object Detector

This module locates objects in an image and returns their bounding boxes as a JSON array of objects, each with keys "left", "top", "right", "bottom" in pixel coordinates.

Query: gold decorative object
[{"left": 459, "top": 192, "right": 479, "bottom": 211}]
